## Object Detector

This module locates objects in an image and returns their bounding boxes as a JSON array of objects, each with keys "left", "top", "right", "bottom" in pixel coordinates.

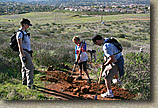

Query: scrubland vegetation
[{"left": 0, "top": 11, "right": 150, "bottom": 100}]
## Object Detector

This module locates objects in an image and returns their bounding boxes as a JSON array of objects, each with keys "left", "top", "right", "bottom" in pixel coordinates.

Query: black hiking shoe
[
  {"left": 76, "top": 76, "right": 82, "bottom": 80},
  {"left": 87, "top": 79, "right": 91, "bottom": 84},
  {"left": 22, "top": 83, "right": 27, "bottom": 85},
  {"left": 27, "top": 85, "right": 36, "bottom": 90},
  {"left": 27, "top": 86, "right": 31, "bottom": 89}
]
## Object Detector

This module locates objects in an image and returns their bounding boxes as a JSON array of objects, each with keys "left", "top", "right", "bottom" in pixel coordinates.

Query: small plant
[
  {"left": 51, "top": 22, "right": 56, "bottom": 25},
  {"left": 119, "top": 40, "right": 131, "bottom": 47},
  {"left": 100, "top": 28, "right": 109, "bottom": 33},
  {"left": 39, "top": 30, "right": 51, "bottom": 36},
  {"left": 117, "top": 33, "right": 126, "bottom": 38}
]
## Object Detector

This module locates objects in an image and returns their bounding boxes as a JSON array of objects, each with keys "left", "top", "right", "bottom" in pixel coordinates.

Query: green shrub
[
  {"left": 100, "top": 28, "right": 109, "bottom": 33},
  {"left": 76, "top": 25, "right": 81, "bottom": 29},
  {"left": 0, "top": 44, "right": 21, "bottom": 81},
  {"left": 33, "top": 46, "right": 74, "bottom": 68},
  {"left": 50, "top": 28, "right": 57, "bottom": 33},
  {"left": 122, "top": 52, "right": 150, "bottom": 100},
  {"left": 56, "top": 29, "right": 62, "bottom": 33},
  {"left": 51, "top": 22, "right": 56, "bottom": 25},
  {"left": 7, "top": 89, "right": 24, "bottom": 100},
  {"left": 60, "top": 28, "right": 65, "bottom": 31},
  {"left": 95, "top": 51, "right": 150, "bottom": 100},
  {"left": 80, "top": 32, "right": 93, "bottom": 38},
  {"left": 117, "top": 34, "right": 126, "bottom": 38},
  {"left": 39, "top": 30, "right": 51, "bottom": 36},
  {"left": 119, "top": 40, "right": 131, "bottom": 47},
  {"left": 128, "top": 36, "right": 140, "bottom": 41},
  {"left": 104, "top": 24, "right": 111, "bottom": 26}
]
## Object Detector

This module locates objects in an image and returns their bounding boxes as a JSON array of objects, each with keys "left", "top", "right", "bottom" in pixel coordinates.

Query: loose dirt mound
[{"left": 38, "top": 65, "right": 136, "bottom": 100}]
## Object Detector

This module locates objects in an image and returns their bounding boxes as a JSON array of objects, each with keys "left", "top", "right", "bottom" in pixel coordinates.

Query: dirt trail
[{"left": 37, "top": 64, "right": 136, "bottom": 100}]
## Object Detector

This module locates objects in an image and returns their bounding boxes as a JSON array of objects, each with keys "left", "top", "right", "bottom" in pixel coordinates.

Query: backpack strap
[
  {"left": 103, "top": 39, "right": 121, "bottom": 55},
  {"left": 17, "top": 30, "right": 25, "bottom": 40}
]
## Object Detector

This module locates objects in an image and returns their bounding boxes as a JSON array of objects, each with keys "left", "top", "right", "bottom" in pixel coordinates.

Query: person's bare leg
[
  {"left": 113, "top": 72, "right": 122, "bottom": 85},
  {"left": 104, "top": 78, "right": 111, "bottom": 91},
  {"left": 114, "top": 72, "right": 119, "bottom": 79},
  {"left": 79, "top": 69, "right": 82, "bottom": 77},
  {"left": 94, "top": 52, "right": 97, "bottom": 62},
  {"left": 84, "top": 70, "right": 90, "bottom": 79}
]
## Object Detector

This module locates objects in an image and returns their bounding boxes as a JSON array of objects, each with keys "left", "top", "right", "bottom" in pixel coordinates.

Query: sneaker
[
  {"left": 27, "top": 86, "right": 31, "bottom": 89},
  {"left": 27, "top": 85, "right": 36, "bottom": 90},
  {"left": 101, "top": 92, "right": 114, "bottom": 98},
  {"left": 76, "top": 76, "right": 82, "bottom": 80},
  {"left": 87, "top": 79, "right": 91, "bottom": 84},
  {"left": 22, "top": 83, "right": 27, "bottom": 85}
]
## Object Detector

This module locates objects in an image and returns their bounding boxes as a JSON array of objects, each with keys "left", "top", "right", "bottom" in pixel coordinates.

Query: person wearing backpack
[
  {"left": 72, "top": 36, "right": 91, "bottom": 83},
  {"left": 16, "top": 18, "right": 34, "bottom": 89},
  {"left": 92, "top": 34, "right": 124, "bottom": 98}
]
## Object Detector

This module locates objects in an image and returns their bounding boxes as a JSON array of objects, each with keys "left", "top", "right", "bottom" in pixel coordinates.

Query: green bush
[
  {"left": 7, "top": 89, "right": 24, "bottom": 100},
  {"left": 119, "top": 40, "right": 131, "bottom": 47},
  {"left": 122, "top": 52, "right": 150, "bottom": 100},
  {"left": 51, "top": 22, "right": 56, "bottom": 25},
  {"left": 117, "top": 34, "right": 126, "bottom": 38},
  {"left": 39, "top": 30, "right": 51, "bottom": 36},
  {"left": 128, "top": 36, "right": 140, "bottom": 41},
  {"left": 95, "top": 51, "right": 150, "bottom": 100},
  {"left": 50, "top": 28, "right": 57, "bottom": 33},
  {"left": 33, "top": 46, "right": 74, "bottom": 68},
  {"left": 100, "top": 28, "right": 109, "bottom": 33},
  {"left": 0, "top": 44, "right": 21, "bottom": 81},
  {"left": 80, "top": 32, "right": 93, "bottom": 38},
  {"left": 76, "top": 25, "right": 81, "bottom": 29},
  {"left": 56, "top": 29, "right": 62, "bottom": 33}
]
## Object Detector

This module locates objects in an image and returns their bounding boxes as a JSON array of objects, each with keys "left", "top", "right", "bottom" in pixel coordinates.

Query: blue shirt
[
  {"left": 103, "top": 42, "right": 122, "bottom": 60},
  {"left": 16, "top": 28, "right": 32, "bottom": 52},
  {"left": 103, "top": 39, "right": 124, "bottom": 77}
]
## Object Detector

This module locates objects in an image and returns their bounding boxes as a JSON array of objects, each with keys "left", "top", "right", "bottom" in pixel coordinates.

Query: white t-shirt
[{"left": 75, "top": 42, "right": 88, "bottom": 63}]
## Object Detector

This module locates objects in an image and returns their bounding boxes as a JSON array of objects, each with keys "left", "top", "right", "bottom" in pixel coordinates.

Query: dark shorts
[
  {"left": 102, "top": 63, "right": 118, "bottom": 81},
  {"left": 78, "top": 61, "right": 87, "bottom": 71}
]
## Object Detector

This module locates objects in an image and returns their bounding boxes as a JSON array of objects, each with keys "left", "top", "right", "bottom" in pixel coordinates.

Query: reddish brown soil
[{"left": 37, "top": 64, "right": 136, "bottom": 100}]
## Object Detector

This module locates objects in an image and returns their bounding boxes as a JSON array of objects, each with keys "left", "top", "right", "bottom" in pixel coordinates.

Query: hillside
[{"left": 0, "top": 11, "right": 150, "bottom": 100}]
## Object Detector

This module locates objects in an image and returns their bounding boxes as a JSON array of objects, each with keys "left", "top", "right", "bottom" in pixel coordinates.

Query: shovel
[{"left": 94, "top": 64, "right": 105, "bottom": 100}]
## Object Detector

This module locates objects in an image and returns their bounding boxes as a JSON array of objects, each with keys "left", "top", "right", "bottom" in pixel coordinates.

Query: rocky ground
[{"left": 37, "top": 64, "right": 136, "bottom": 100}]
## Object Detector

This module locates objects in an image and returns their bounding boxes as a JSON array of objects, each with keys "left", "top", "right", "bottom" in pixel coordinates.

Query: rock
[
  {"left": 77, "top": 93, "right": 80, "bottom": 96},
  {"left": 100, "top": 85, "right": 104, "bottom": 89},
  {"left": 47, "top": 66, "right": 54, "bottom": 71},
  {"left": 73, "top": 88, "right": 79, "bottom": 92},
  {"left": 73, "top": 88, "right": 80, "bottom": 95},
  {"left": 101, "top": 89, "right": 105, "bottom": 94},
  {"left": 81, "top": 85, "right": 90, "bottom": 93},
  {"left": 66, "top": 85, "right": 73, "bottom": 89},
  {"left": 66, "top": 76, "right": 74, "bottom": 83}
]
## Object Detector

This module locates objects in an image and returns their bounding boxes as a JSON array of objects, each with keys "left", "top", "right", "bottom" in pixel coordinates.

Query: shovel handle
[
  {"left": 72, "top": 41, "right": 85, "bottom": 74},
  {"left": 95, "top": 64, "right": 105, "bottom": 100}
]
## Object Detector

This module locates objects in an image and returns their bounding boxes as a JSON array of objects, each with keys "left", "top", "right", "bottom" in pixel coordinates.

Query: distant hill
[{"left": 0, "top": 0, "right": 150, "bottom": 5}]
